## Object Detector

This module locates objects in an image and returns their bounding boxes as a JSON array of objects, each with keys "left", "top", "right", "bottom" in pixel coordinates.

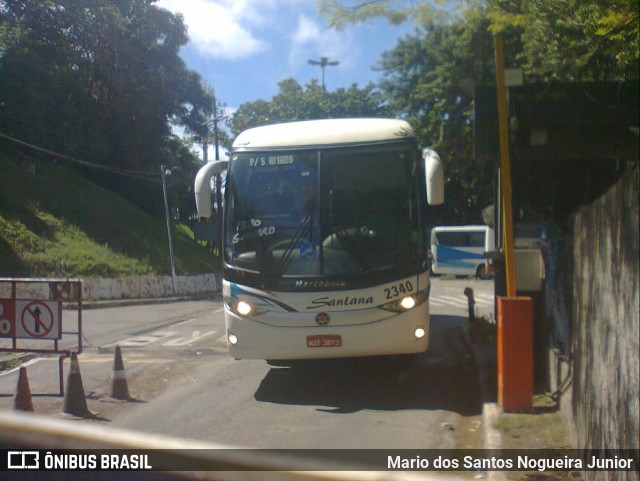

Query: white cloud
[
  {"left": 289, "top": 14, "right": 358, "bottom": 73},
  {"left": 157, "top": 0, "right": 270, "bottom": 59}
]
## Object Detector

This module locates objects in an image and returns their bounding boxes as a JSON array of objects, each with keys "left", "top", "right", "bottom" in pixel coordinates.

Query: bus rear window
[{"left": 436, "top": 231, "right": 485, "bottom": 248}]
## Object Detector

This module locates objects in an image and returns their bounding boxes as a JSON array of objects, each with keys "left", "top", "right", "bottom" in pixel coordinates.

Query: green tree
[
  {"left": 318, "top": 0, "right": 461, "bottom": 28},
  {"left": 320, "top": 0, "right": 639, "bottom": 81},
  {"left": 318, "top": 0, "right": 639, "bottom": 225},
  {"left": 0, "top": 0, "right": 213, "bottom": 213},
  {"left": 488, "top": 0, "right": 639, "bottom": 80},
  {"left": 377, "top": 14, "right": 496, "bottom": 223},
  {"left": 229, "top": 79, "right": 388, "bottom": 136}
]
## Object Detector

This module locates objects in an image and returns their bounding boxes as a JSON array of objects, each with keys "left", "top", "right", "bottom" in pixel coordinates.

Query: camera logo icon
[{"left": 7, "top": 451, "right": 39, "bottom": 469}]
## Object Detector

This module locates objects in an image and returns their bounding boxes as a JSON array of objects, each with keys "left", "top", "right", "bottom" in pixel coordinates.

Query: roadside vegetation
[{"left": 0, "top": 154, "right": 218, "bottom": 278}]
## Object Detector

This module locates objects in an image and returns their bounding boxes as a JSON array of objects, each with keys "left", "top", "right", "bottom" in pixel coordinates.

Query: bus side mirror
[
  {"left": 423, "top": 148, "right": 444, "bottom": 206},
  {"left": 194, "top": 160, "right": 229, "bottom": 218}
]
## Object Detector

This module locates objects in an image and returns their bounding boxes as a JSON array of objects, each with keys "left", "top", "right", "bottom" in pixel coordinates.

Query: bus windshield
[{"left": 224, "top": 144, "right": 424, "bottom": 289}]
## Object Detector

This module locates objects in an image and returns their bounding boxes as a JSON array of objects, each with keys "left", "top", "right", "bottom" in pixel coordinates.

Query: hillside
[{"left": 0, "top": 153, "right": 219, "bottom": 278}]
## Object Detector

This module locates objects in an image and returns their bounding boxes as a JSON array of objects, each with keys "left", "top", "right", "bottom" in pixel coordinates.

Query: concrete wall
[
  {"left": 0, "top": 274, "right": 222, "bottom": 301},
  {"left": 81, "top": 273, "right": 222, "bottom": 300},
  {"left": 545, "top": 164, "right": 638, "bottom": 473}
]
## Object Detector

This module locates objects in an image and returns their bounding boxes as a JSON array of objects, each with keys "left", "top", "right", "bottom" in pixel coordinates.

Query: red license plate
[{"left": 307, "top": 335, "right": 342, "bottom": 348}]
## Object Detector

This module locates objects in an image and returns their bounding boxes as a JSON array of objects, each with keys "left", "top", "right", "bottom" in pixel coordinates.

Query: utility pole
[
  {"left": 308, "top": 56, "right": 339, "bottom": 91},
  {"left": 160, "top": 165, "right": 177, "bottom": 293},
  {"left": 210, "top": 89, "right": 228, "bottom": 260}
]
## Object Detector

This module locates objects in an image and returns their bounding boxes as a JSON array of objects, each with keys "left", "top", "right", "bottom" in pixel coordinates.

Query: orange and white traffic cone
[
  {"left": 63, "top": 352, "right": 93, "bottom": 418},
  {"left": 14, "top": 366, "right": 34, "bottom": 412},
  {"left": 110, "top": 346, "right": 131, "bottom": 400}
]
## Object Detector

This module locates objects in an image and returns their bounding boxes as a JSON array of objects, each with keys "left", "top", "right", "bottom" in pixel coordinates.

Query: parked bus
[
  {"left": 429, "top": 225, "right": 494, "bottom": 279},
  {"left": 194, "top": 118, "right": 444, "bottom": 361}
]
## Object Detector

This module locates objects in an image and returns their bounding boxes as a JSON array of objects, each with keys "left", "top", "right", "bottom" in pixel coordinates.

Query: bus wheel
[{"left": 476, "top": 265, "right": 492, "bottom": 280}]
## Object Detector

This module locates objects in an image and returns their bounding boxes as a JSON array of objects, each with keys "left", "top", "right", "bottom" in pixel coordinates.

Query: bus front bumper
[{"left": 223, "top": 303, "right": 430, "bottom": 360}]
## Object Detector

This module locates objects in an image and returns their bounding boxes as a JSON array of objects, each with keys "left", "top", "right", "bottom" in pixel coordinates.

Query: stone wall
[
  {"left": 570, "top": 163, "right": 639, "bottom": 458},
  {"left": 0, "top": 274, "right": 222, "bottom": 301},
  {"left": 82, "top": 273, "right": 222, "bottom": 300}
]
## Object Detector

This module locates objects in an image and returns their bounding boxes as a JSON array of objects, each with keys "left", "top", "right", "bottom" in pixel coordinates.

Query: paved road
[
  {"left": 428, "top": 277, "right": 495, "bottom": 319},
  {"left": 0, "top": 279, "right": 494, "bottom": 472}
]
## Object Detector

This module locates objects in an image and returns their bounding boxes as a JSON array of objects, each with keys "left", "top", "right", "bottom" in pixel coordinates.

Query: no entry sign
[{"left": 0, "top": 299, "right": 61, "bottom": 340}]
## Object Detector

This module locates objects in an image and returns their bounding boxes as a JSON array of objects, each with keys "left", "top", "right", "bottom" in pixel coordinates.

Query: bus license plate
[{"left": 307, "top": 335, "right": 342, "bottom": 348}]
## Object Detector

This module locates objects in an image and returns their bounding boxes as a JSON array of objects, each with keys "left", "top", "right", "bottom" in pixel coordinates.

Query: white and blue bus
[
  {"left": 194, "top": 118, "right": 444, "bottom": 361},
  {"left": 429, "top": 225, "right": 495, "bottom": 279}
]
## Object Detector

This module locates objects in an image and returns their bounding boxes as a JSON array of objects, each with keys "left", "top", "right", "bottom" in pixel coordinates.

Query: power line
[{"left": 0, "top": 132, "right": 160, "bottom": 182}]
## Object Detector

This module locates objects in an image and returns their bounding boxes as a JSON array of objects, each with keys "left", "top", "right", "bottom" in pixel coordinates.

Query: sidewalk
[{"left": 471, "top": 321, "right": 581, "bottom": 481}]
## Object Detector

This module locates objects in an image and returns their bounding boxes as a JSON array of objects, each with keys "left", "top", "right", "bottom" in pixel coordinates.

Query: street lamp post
[
  {"left": 160, "top": 164, "right": 177, "bottom": 294},
  {"left": 308, "top": 56, "right": 339, "bottom": 91}
]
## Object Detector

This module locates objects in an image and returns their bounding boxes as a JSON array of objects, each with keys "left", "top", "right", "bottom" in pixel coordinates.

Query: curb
[
  {"left": 470, "top": 342, "right": 507, "bottom": 480},
  {"left": 483, "top": 402, "right": 507, "bottom": 481}
]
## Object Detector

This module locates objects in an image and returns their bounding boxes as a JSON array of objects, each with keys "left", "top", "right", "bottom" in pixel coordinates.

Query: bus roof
[{"left": 232, "top": 118, "right": 416, "bottom": 150}]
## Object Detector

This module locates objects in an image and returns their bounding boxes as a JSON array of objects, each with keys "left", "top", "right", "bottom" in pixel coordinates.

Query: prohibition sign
[
  {"left": 21, "top": 300, "right": 55, "bottom": 338},
  {"left": 0, "top": 299, "right": 16, "bottom": 338}
]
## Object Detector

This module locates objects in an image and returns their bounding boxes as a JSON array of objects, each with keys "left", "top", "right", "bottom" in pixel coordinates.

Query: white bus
[
  {"left": 194, "top": 118, "right": 444, "bottom": 361},
  {"left": 429, "top": 225, "right": 494, "bottom": 279}
]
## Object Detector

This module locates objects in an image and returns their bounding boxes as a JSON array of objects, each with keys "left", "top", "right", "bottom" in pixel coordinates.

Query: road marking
[
  {"left": 104, "top": 331, "right": 176, "bottom": 348},
  {"left": 0, "top": 358, "right": 41, "bottom": 376},
  {"left": 162, "top": 330, "right": 217, "bottom": 347},
  {"left": 174, "top": 318, "right": 198, "bottom": 327},
  {"left": 430, "top": 293, "right": 494, "bottom": 308}
]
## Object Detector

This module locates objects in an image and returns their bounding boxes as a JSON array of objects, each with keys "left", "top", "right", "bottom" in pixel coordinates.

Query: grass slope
[{"left": 0, "top": 154, "right": 218, "bottom": 277}]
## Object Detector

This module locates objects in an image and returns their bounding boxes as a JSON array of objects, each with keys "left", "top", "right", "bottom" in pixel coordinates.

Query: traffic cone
[
  {"left": 63, "top": 352, "right": 93, "bottom": 418},
  {"left": 14, "top": 367, "right": 34, "bottom": 412},
  {"left": 110, "top": 346, "right": 131, "bottom": 400}
]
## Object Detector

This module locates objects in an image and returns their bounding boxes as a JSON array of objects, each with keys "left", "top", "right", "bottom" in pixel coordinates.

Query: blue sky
[{"left": 156, "top": 0, "right": 416, "bottom": 111}]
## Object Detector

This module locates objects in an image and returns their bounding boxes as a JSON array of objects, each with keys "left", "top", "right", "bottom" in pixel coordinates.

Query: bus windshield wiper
[
  {"left": 272, "top": 193, "right": 316, "bottom": 280},
  {"left": 267, "top": 214, "right": 312, "bottom": 282}
]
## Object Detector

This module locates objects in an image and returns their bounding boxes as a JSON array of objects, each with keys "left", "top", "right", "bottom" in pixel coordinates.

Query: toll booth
[{"left": 475, "top": 79, "right": 639, "bottom": 396}]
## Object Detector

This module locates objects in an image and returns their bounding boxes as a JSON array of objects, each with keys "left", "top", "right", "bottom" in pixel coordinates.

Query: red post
[{"left": 497, "top": 296, "right": 533, "bottom": 411}]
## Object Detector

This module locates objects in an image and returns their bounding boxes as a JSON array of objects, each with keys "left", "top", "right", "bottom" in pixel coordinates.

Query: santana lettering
[{"left": 308, "top": 295, "right": 374, "bottom": 309}]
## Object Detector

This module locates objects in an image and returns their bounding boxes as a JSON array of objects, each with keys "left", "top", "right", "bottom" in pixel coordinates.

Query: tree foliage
[
  {"left": 320, "top": 0, "right": 639, "bottom": 81},
  {"left": 0, "top": 0, "right": 213, "bottom": 214},
  {"left": 318, "top": 0, "right": 460, "bottom": 28},
  {"left": 318, "top": 0, "right": 639, "bottom": 224},
  {"left": 377, "top": 13, "right": 497, "bottom": 223},
  {"left": 488, "top": 0, "right": 639, "bottom": 80},
  {"left": 229, "top": 79, "right": 388, "bottom": 136}
]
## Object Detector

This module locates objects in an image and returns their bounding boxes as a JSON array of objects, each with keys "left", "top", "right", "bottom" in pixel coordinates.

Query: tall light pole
[
  {"left": 210, "top": 88, "right": 228, "bottom": 259},
  {"left": 308, "top": 56, "right": 339, "bottom": 91},
  {"left": 161, "top": 164, "right": 177, "bottom": 293}
]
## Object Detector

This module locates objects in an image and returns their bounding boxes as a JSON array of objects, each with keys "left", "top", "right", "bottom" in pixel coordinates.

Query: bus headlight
[
  {"left": 379, "top": 290, "right": 428, "bottom": 313},
  {"left": 400, "top": 296, "right": 416, "bottom": 310},
  {"left": 225, "top": 298, "right": 266, "bottom": 318},
  {"left": 237, "top": 301, "right": 252, "bottom": 316}
]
